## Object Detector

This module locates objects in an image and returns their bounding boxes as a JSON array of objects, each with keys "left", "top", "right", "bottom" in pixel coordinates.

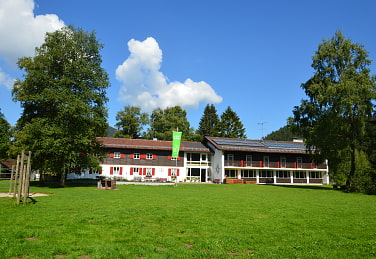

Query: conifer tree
[
  {"left": 217, "top": 106, "right": 246, "bottom": 139},
  {"left": 196, "top": 104, "right": 220, "bottom": 138}
]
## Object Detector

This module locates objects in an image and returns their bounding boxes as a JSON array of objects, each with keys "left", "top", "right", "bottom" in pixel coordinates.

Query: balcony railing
[{"left": 224, "top": 160, "right": 326, "bottom": 169}]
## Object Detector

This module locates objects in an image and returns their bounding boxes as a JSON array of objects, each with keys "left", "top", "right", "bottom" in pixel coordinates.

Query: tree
[
  {"left": 114, "top": 105, "right": 149, "bottom": 139},
  {"left": 217, "top": 106, "right": 246, "bottom": 138},
  {"left": 0, "top": 109, "right": 11, "bottom": 158},
  {"left": 196, "top": 104, "right": 220, "bottom": 138},
  {"left": 12, "top": 26, "right": 110, "bottom": 186},
  {"left": 291, "top": 31, "right": 376, "bottom": 191},
  {"left": 145, "top": 106, "right": 197, "bottom": 141},
  {"left": 264, "top": 124, "right": 298, "bottom": 141}
]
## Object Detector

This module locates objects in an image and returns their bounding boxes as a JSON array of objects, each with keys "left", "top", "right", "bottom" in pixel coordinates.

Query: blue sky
[{"left": 0, "top": 0, "right": 375, "bottom": 139}]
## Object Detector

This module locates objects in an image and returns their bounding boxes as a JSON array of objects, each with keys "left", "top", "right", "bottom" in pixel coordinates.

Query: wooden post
[
  {"left": 23, "top": 151, "right": 32, "bottom": 205},
  {"left": 16, "top": 153, "right": 24, "bottom": 205},
  {"left": 8, "top": 165, "right": 14, "bottom": 195},
  {"left": 13, "top": 155, "right": 21, "bottom": 198}
]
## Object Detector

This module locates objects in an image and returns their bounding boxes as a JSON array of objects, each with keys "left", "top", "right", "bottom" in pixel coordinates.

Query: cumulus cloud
[
  {"left": 116, "top": 37, "right": 222, "bottom": 111},
  {"left": 0, "top": 0, "right": 65, "bottom": 65},
  {"left": 0, "top": 68, "right": 14, "bottom": 89}
]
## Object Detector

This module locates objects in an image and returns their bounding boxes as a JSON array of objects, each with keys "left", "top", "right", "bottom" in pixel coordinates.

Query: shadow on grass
[
  {"left": 30, "top": 180, "right": 97, "bottom": 189},
  {"left": 264, "top": 184, "right": 336, "bottom": 191}
]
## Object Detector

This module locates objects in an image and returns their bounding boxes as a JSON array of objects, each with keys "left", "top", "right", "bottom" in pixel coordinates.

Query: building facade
[
  {"left": 204, "top": 137, "right": 329, "bottom": 185},
  {"left": 67, "top": 136, "right": 329, "bottom": 185}
]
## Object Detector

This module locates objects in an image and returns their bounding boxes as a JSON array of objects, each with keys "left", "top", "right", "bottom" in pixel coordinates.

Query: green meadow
[{"left": 0, "top": 183, "right": 375, "bottom": 259}]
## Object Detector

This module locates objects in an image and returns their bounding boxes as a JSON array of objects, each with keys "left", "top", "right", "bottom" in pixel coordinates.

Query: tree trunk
[{"left": 59, "top": 164, "right": 66, "bottom": 187}]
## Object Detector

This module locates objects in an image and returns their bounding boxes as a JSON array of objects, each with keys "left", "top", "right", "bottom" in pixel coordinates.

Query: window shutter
[
  {"left": 140, "top": 154, "right": 147, "bottom": 159},
  {"left": 110, "top": 167, "right": 114, "bottom": 175},
  {"left": 177, "top": 157, "right": 181, "bottom": 160},
  {"left": 177, "top": 169, "right": 180, "bottom": 176},
  {"left": 152, "top": 168, "right": 155, "bottom": 176},
  {"left": 130, "top": 154, "right": 134, "bottom": 159},
  {"left": 110, "top": 153, "right": 114, "bottom": 158},
  {"left": 153, "top": 154, "right": 157, "bottom": 160},
  {"left": 168, "top": 156, "right": 172, "bottom": 160},
  {"left": 119, "top": 167, "right": 123, "bottom": 175},
  {"left": 120, "top": 154, "right": 125, "bottom": 158},
  {"left": 130, "top": 167, "right": 133, "bottom": 175},
  {"left": 168, "top": 168, "right": 171, "bottom": 176},
  {"left": 143, "top": 168, "right": 147, "bottom": 175}
]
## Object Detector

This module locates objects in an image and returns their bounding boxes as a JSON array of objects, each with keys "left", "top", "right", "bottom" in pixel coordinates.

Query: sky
[{"left": 0, "top": 0, "right": 375, "bottom": 139}]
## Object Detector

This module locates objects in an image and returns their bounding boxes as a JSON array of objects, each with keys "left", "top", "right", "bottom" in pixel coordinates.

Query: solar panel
[
  {"left": 213, "top": 139, "right": 265, "bottom": 147},
  {"left": 263, "top": 142, "right": 306, "bottom": 149}
]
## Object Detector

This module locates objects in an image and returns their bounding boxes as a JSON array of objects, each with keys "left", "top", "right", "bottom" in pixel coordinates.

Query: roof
[
  {"left": 0, "top": 159, "right": 16, "bottom": 169},
  {"left": 204, "top": 136, "right": 309, "bottom": 154},
  {"left": 96, "top": 137, "right": 211, "bottom": 153}
]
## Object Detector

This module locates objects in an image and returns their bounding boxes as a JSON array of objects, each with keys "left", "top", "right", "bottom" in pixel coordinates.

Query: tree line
[
  {"left": 113, "top": 104, "right": 246, "bottom": 141},
  {"left": 0, "top": 26, "right": 375, "bottom": 193}
]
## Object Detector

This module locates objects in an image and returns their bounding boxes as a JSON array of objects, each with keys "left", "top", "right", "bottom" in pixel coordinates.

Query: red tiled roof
[{"left": 96, "top": 137, "right": 211, "bottom": 153}]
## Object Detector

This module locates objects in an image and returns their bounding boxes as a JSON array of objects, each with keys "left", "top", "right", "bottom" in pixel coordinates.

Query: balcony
[{"left": 224, "top": 160, "right": 326, "bottom": 169}]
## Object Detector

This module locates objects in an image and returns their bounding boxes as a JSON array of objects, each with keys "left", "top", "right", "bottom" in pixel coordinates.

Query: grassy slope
[{"left": 0, "top": 183, "right": 375, "bottom": 258}]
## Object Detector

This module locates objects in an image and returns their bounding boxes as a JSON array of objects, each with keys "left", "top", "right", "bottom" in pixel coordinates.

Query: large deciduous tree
[
  {"left": 114, "top": 105, "right": 149, "bottom": 139},
  {"left": 217, "top": 106, "right": 246, "bottom": 138},
  {"left": 0, "top": 109, "right": 11, "bottom": 158},
  {"left": 196, "top": 104, "right": 220, "bottom": 138},
  {"left": 291, "top": 31, "right": 376, "bottom": 190},
  {"left": 145, "top": 106, "right": 197, "bottom": 141},
  {"left": 12, "top": 26, "right": 110, "bottom": 186}
]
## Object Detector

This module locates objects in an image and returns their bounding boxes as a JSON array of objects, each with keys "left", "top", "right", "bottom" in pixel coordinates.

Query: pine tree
[
  {"left": 196, "top": 104, "right": 220, "bottom": 138},
  {"left": 218, "top": 106, "right": 246, "bottom": 138}
]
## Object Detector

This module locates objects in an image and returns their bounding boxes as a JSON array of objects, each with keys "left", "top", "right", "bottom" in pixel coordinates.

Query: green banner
[{"left": 172, "top": 132, "right": 182, "bottom": 158}]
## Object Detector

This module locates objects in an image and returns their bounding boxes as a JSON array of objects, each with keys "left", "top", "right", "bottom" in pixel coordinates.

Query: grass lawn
[{"left": 0, "top": 183, "right": 375, "bottom": 258}]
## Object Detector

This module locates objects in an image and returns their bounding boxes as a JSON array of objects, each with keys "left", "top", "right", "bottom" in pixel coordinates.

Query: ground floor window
[
  {"left": 241, "top": 170, "right": 256, "bottom": 178},
  {"left": 225, "top": 169, "right": 237, "bottom": 178},
  {"left": 259, "top": 170, "right": 273, "bottom": 178},
  {"left": 277, "top": 171, "right": 290, "bottom": 178},
  {"left": 294, "top": 171, "right": 306, "bottom": 178},
  {"left": 309, "top": 171, "right": 322, "bottom": 178}
]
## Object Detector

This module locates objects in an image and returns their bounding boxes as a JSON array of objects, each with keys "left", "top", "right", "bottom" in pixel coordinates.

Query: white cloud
[
  {"left": 0, "top": 68, "right": 14, "bottom": 89},
  {"left": 0, "top": 0, "right": 65, "bottom": 65},
  {"left": 116, "top": 37, "right": 222, "bottom": 111}
]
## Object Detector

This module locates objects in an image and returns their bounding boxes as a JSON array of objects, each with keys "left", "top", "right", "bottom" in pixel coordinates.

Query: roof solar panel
[
  {"left": 263, "top": 142, "right": 306, "bottom": 149},
  {"left": 213, "top": 138, "right": 265, "bottom": 147}
]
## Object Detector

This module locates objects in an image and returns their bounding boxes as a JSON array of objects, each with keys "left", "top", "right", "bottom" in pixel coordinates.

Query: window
[
  {"left": 146, "top": 153, "right": 153, "bottom": 160},
  {"left": 280, "top": 156, "right": 286, "bottom": 168},
  {"left": 146, "top": 168, "right": 152, "bottom": 177},
  {"left": 259, "top": 170, "right": 273, "bottom": 178},
  {"left": 227, "top": 154, "right": 234, "bottom": 161},
  {"left": 263, "top": 156, "right": 269, "bottom": 167},
  {"left": 277, "top": 171, "right": 289, "bottom": 178},
  {"left": 133, "top": 167, "right": 140, "bottom": 175},
  {"left": 241, "top": 170, "right": 256, "bottom": 178},
  {"left": 225, "top": 169, "right": 236, "bottom": 178},
  {"left": 296, "top": 157, "right": 303, "bottom": 168},
  {"left": 133, "top": 153, "right": 140, "bottom": 159},
  {"left": 201, "top": 154, "right": 207, "bottom": 161},
  {"left": 114, "top": 167, "right": 120, "bottom": 174},
  {"left": 309, "top": 172, "right": 321, "bottom": 179},
  {"left": 294, "top": 171, "right": 306, "bottom": 179},
  {"left": 245, "top": 155, "right": 252, "bottom": 167},
  {"left": 114, "top": 152, "right": 121, "bottom": 158}
]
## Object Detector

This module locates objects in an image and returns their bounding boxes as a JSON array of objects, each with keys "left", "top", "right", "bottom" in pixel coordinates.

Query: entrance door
[{"left": 200, "top": 169, "right": 207, "bottom": 182}]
